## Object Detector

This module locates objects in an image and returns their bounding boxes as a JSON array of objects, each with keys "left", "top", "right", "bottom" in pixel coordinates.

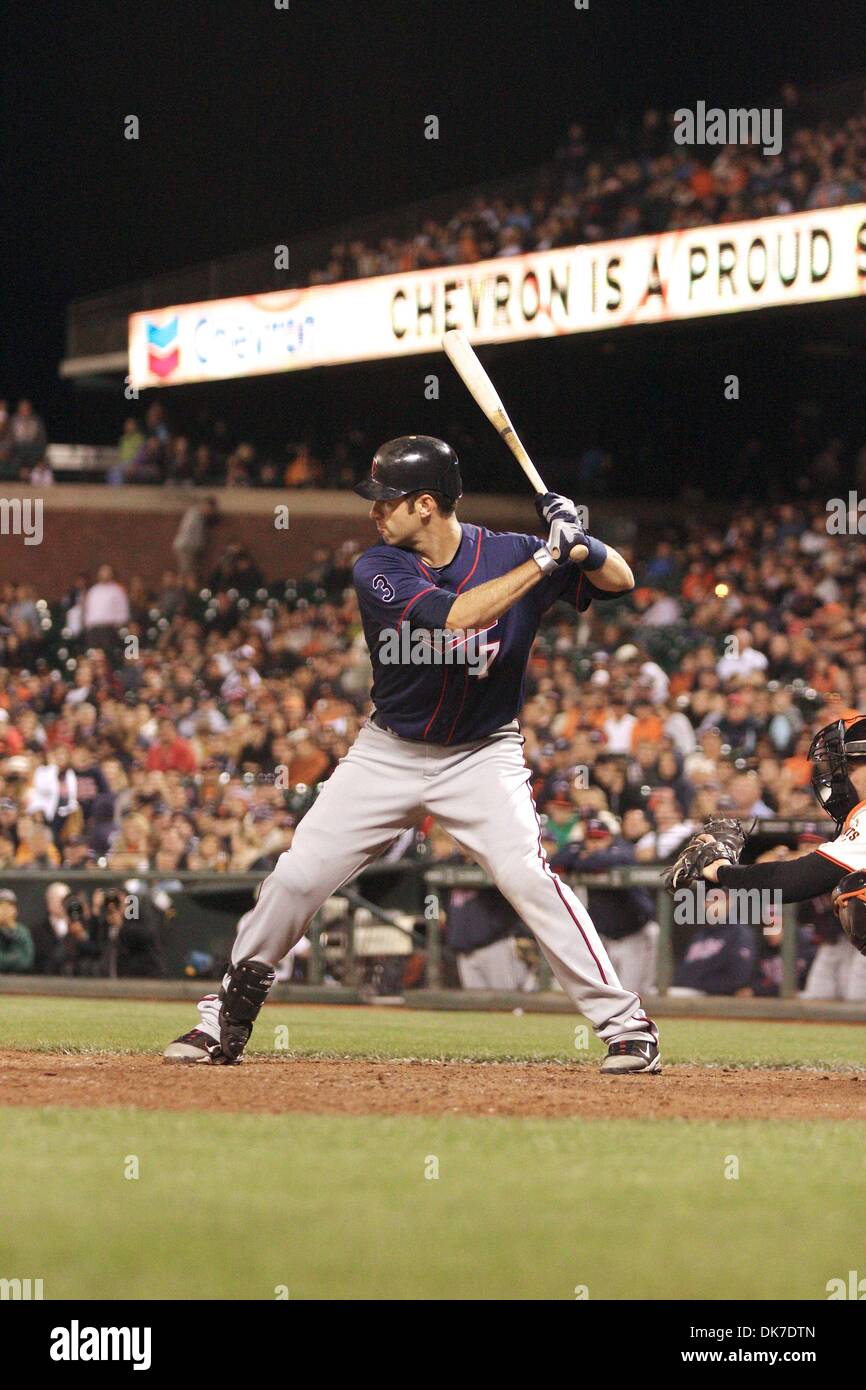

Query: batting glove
[
  {"left": 534, "top": 491, "right": 578, "bottom": 525},
  {"left": 533, "top": 518, "right": 589, "bottom": 572},
  {"left": 533, "top": 516, "right": 609, "bottom": 573}
]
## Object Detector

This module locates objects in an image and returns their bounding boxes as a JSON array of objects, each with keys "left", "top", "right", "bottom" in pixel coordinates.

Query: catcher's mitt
[{"left": 662, "top": 817, "right": 747, "bottom": 894}]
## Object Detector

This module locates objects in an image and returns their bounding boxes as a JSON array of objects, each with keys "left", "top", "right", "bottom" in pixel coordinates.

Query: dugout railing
[{"left": 0, "top": 861, "right": 801, "bottom": 999}]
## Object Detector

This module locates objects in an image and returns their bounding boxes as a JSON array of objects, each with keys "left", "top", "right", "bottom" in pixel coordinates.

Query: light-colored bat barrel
[
  {"left": 442, "top": 329, "right": 588, "bottom": 564},
  {"left": 442, "top": 330, "right": 547, "bottom": 494}
]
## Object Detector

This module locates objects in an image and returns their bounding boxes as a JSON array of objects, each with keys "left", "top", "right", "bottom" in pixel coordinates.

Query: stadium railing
[
  {"left": 46, "top": 444, "right": 117, "bottom": 476},
  {"left": 0, "top": 862, "right": 801, "bottom": 999}
]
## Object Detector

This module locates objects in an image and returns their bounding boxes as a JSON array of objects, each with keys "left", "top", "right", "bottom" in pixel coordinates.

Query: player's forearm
[
  {"left": 584, "top": 544, "right": 633, "bottom": 592},
  {"left": 444, "top": 560, "right": 543, "bottom": 630},
  {"left": 714, "top": 851, "right": 843, "bottom": 902}
]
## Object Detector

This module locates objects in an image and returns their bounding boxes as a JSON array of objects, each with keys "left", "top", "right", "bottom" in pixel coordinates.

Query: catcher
[{"left": 664, "top": 716, "right": 866, "bottom": 955}]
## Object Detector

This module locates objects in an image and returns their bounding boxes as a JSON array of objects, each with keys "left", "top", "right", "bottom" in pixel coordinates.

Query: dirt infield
[{"left": 3, "top": 1051, "right": 866, "bottom": 1119}]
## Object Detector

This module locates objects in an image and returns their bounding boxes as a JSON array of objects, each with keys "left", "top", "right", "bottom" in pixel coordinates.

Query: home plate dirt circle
[{"left": 2, "top": 1052, "right": 866, "bottom": 1120}]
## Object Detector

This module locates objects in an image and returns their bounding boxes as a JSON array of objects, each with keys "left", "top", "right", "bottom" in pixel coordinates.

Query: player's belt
[{"left": 370, "top": 713, "right": 414, "bottom": 740}]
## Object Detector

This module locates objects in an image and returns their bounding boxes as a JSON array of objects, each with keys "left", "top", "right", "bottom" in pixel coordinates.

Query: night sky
[{"left": 1, "top": 0, "right": 862, "bottom": 432}]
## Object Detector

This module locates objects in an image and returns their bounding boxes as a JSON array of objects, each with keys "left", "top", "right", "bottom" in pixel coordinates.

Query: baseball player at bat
[
  {"left": 663, "top": 715, "right": 866, "bottom": 959},
  {"left": 165, "top": 434, "right": 660, "bottom": 1073}
]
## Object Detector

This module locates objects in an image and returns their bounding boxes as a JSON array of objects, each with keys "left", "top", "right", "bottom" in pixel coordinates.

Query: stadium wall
[{"left": 0, "top": 487, "right": 721, "bottom": 594}]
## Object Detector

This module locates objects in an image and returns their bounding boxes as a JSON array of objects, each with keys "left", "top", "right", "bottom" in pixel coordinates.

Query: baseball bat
[{"left": 442, "top": 329, "right": 587, "bottom": 562}]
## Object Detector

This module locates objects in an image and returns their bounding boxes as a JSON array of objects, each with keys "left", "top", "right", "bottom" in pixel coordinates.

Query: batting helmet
[
  {"left": 832, "top": 869, "right": 866, "bottom": 955},
  {"left": 354, "top": 436, "right": 463, "bottom": 503},
  {"left": 808, "top": 715, "right": 866, "bottom": 829}
]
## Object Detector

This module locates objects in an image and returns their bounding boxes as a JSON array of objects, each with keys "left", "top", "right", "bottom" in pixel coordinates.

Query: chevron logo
[{"left": 146, "top": 317, "right": 180, "bottom": 378}]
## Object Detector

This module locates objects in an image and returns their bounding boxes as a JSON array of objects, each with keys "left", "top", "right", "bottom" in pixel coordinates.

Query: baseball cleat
[
  {"left": 163, "top": 1027, "right": 231, "bottom": 1064},
  {"left": 600, "top": 1039, "right": 661, "bottom": 1075}
]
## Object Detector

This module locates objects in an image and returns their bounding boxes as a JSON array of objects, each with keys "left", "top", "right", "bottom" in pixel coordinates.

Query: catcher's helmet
[
  {"left": 354, "top": 436, "right": 462, "bottom": 503},
  {"left": 808, "top": 716, "right": 866, "bottom": 829},
  {"left": 832, "top": 870, "right": 866, "bottom": 955}
]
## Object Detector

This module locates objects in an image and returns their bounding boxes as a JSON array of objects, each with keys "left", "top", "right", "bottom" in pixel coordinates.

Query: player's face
[{"left": 369, "top": 495, "right": 417, "bottom": 545}]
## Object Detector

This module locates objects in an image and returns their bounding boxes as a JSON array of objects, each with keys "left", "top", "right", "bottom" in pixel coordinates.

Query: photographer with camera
[
  {"left": 32, "top": 882, "right": 102, "bottom": 976},
  {"left": 93, "top": 886, "right": 164, "bottom": 979}
]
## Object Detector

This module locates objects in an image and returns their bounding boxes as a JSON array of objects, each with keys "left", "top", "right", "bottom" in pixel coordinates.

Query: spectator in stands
[
  {"left": 118, "top": 417, "right": 145, "bottom": 466},
  {"left": 633, "top": 788, "right": 694, "bottom": 862},
  {"left": 432, "top": 826, "right": 534, "bottom": 991},
  {"left": 8, "top": 583, "right": 40, "bottom": 638},
  {"left": 153, "top": 824, "right": 188, "bottom": 873},
  {"left": 0, "top": 888, "right": 35, "bottom": 973},
  {"left": 208, "top": 543, "right": 264, "bottom": 596},
  {"left": 602, "top": 688, "right": 637, "bottom": 753},
  {"left": 0, "top": 400, "right": 11, "bottom": 474},
  {"left": 107, "top": 812, "right": 152, "bottom": 872},
  {"left": 172, "top": 496, "right": 219, "bottom": 578},
  {"left": 26, "top": 747, "right": 79, "bottom": 838},
  {"left": 70, "top": 747, "right": 111, "bottom": 829},
  {"left": 670, "top": 888, "right": 757, "bottom": 996},
  {"left": 543, "top": 786, "right": 582, "bottom": 852},
  {"left": 33, "top": 884, "right": 69, "bottom": 973},
  {"left": 796, "top": 829, "right": 866, "bottom": 1001},
  {"left": 14, "top": 814, "right": 61, "bottom": 868},
  {"left": 61, "top": 835, "right": 96, "bottom": 870},
  {"left": 186, "top": 830, "right": 230, "bottom": 873},
  {"left": 32, "top": 882, "right": 90, "bottom": 975},
  {"left": 592, "top": 753, "right": 640, "bottom": 818},
  {"left": 614, "top": 643, "right": 669, "bottom": 704},
  {"left": 729, "top": 770, "right": 774, "bottom": 821},
  {"left": 144, "top": 401, "right": 170, "bottom": 447},
  {"left": 83, "top": 565, "right": 130, "bottom": 654},
  {"left": 552, "top": 817, "right": 658, "bottom": 994},
  {"left": 29, "top": 455, "right": 54, "bottom": 486},
  {"left": 255, "top": 91, "right": 866, "bottom": 305},
  {"left": 752, "top": 908, "right": 815, "bottom": 998},
  {"left": 284, "top": 443, "right": 323, "bottom": 488},
  {"left": 93, "top": 886, "right": 164, "bottom": 979},
  {"left": 145, "top": 717, "right": 197, "bottom": 774},
  {"left": 166, "top": 435, "right": 193, "bottom": 485},
  {"left": 9, "top": 399, "right": 48, "bottom": 477},
  {"left": 0, "top": 798, "right": 19, "bottom": 852},
  {"left": 232, "top": 806, "right": 293, "bottom": 872}
]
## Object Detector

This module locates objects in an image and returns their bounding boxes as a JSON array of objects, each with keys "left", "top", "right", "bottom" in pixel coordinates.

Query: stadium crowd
[
  {"left": 0, "top": 491, "right": 865, "bottom": 995},
  {"left": 0, "top": 399, "right": 50, "bottom": 482},
  {"left": 307, "top": 90, "right": 866, "bottom": 284},
  {"left": 13, "top": 85, "right": 866, "bottom": 490}
]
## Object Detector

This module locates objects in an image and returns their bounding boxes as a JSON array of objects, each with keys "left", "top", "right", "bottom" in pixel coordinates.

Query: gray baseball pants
[{"left": 197, "top": 718, "right": 657, "bottom": 1045}]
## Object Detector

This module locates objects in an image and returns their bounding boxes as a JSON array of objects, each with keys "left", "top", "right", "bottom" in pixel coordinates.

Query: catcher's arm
[
  {"left": 664, "top": 818, "right": 844, "bottom": 901},
  {"left": 714, "top": 852, "right": 844, "bottom": 900}
]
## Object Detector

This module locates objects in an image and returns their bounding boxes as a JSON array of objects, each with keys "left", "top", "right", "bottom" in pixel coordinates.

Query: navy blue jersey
[
  {"left": 673, "top": 925, "right": 756, "bottom": 996},
  {"left": 445, "top": 884, "right": 523, "bottom": 953},
  {"left": 353, "top": 522, "right": 617, "bottom": 743}
]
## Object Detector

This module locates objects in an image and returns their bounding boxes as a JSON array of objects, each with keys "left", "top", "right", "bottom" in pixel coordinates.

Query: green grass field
[
  {"left": 2, "top": 998, "right": 865, "bottom": 1300},
  {"left": 3, "top": 995, "right": 866, "bottom": 1066}
]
